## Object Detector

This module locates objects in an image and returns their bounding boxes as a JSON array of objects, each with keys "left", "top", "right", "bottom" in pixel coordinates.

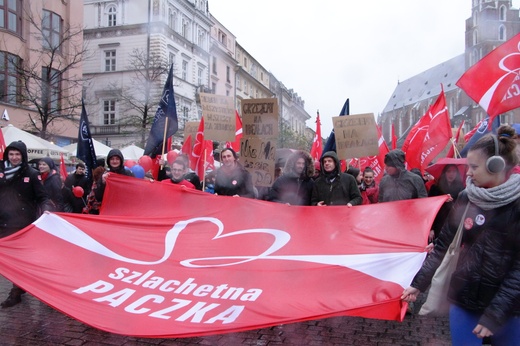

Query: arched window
[
  {"left": 499, "top": 25, "right": 506, "bottom": 41},
  {"left": 473, "top": 30, "right": 478, "bottom": 45},
  {"left": 473, "top": 11, "right": 478, "bottom": 26},
  {"left": 107, "top": 5, "right": 117, "bottom": 27},
  {"left": 499, "top": 5, "right": 507, "bottom": 21}
]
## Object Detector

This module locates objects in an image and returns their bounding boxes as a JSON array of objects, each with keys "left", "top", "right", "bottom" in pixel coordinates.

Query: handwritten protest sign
[
  {"left": 184, "top": 121, "right": 200, "bottom": 142},
  {"left": 241, "top": 98, "right": 279, "bottom": 187},
  {"left": 333, "top": 113, "right": 379, "bottom": 159},
  {"left": 200, "top": 93, "right": 235, "bottom": 142},
  {"left": 240, "top": 137, "right": 276, "bottom": 186}
]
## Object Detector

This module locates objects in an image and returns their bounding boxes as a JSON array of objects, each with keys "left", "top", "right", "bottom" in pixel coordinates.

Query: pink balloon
[
  {"left": 138, "top": 155, "right": 153, "bottom": 172},
  {"left": 167, "top": 150, "right": 178, "bottom": 165},
  {"left": 124, "top": 159, "right": 136, "bottom": 168},
  {"left": 72, "top": 186, "right": 84, "bottom": 198}
]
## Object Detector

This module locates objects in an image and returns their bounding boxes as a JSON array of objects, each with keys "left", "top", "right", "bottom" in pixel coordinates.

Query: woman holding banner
[{"left": 402, "top": 125, "right": 520, "bottom": 345}]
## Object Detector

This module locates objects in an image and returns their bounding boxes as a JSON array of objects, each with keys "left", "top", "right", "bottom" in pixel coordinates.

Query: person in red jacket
[{"left": 359, "top": 167, "right": 379, "bottom": 204}]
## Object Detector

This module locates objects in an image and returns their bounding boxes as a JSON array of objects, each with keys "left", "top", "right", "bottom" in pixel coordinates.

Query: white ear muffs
[{"left": 486, "top": 135, "right": 506, "bottom": 174}]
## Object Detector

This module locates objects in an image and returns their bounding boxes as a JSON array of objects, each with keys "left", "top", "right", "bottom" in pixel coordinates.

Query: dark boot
[{"left": 1, "top": 286, "right": 24, "bottom": 308}]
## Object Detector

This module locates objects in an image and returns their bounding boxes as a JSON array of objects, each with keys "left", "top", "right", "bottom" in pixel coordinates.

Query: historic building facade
[
  {"left": 83, "top": 0, "right": 310, "bottom": 149},
  {"left": 380, "top": 0, "right": 520, "bottom": 145},
  {"left": 0, "top": 0, "right": 83, "bottom": 144}
]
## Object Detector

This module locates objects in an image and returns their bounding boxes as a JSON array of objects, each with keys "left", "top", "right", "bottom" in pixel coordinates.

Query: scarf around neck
[
  {"left": 465, "top": 173, "right": 520, "bottom": 210},
  {"left": 3, "top": 162, "right": 21, "bottom": 181}
]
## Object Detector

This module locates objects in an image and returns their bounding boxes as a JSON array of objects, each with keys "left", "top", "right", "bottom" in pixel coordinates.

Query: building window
[
  {"left": 168, "top": 8, "right": 174, "bottom": 29},
  {"left": 104, "top": 50, "right": 116, "bottom": 72},
  {"left": 236, "top": 75, "right": 241, "bottom": 89},
  {"left": 107, "top": 5, "right": 117, "bottom": 27},
  {"left": 181, "top": 18, "right": 189, "bottom": 38},
  {"left": 182, "top": 60, "right": 188, "bottom": 80},
  {"left": 211, "top": 82, "right": 216, "bottom": 94},
  {"left": 226, "top": 66, "right": 230, "bottom": 83},
  {"left": 473, "top": 30, "right": 478, "bottom": 46},
  {"left": 103, "top": 100, "right": 116, "bottom": 125},
  {"left": 499, "top": 25, "right": 506, "bottom": 41},
  {"left": 473, "top": 11, "right": 478, "bottom": 27},
  {"left": 198, "top": 30, "right": 206, "bottom": 48},
  {"left": 42, "top": 67, "right": 61, "bottom": 112},
  {"left": 0, "top": 51, "right": 20, "bottom": 104},
  {"left": 212, "top": 56, "right": 217, "bottom": 75},
  {"left": 499, "top": 5, "right": 506, "bottom": 21},
  {"left": 168, "top": 52, "right": 175, "bottom": 66},
  {"left": 243, "top": 57, "right": 248, "bottom": 68},
  {"left": 0, "top": 0, "right": 21, "bottom": 34},
  {"left": 197, "top": 68, "right": 203, "bottom": 86},
  {"left": 42, "top": 10, "right": 62, "bottom": 51},
  {"left": 218, "top": 30, "right": 227, "bottom": 47}
]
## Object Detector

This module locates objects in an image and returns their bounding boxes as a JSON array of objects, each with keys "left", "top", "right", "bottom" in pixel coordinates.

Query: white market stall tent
[
  {"left": 120, "top": 144, "right": 144, "bottom": 160},
  {"left": 63, "top": 139, "right": 112, "bottom": 158},
  {"left": 1, "top": 124, "right": 70, "bottom": 161}
]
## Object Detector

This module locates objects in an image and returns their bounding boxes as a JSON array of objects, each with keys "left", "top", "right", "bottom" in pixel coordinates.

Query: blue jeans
[{"left": 449, "top": 304, "right": 520, "bottom": 346}]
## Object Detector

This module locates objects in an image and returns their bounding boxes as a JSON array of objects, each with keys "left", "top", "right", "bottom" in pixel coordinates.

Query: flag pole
[
  {"left": 160, "top": 117, "right": 169, "bottom": 169},
  {"left": 201, "top": 147, "right": 207, "bottom": 191}
]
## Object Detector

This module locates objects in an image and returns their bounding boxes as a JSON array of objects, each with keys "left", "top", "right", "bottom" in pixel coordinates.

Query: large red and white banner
[{"left": 0, "top": 174, "right": 447, "bottom": 338}]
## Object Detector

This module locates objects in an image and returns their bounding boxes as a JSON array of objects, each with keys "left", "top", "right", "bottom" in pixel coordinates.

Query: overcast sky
[{"left": 209, "top": 0, "right": 520, "bottom": 135}]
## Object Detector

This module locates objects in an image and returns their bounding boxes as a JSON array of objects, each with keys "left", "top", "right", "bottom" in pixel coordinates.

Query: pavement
[{"left": 0, "top": 275, "right": 452, "bottom": 346}]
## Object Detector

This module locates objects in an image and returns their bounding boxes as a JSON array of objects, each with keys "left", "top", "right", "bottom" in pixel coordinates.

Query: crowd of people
[{"left": 1, "top": 124, "right": 519, "bottom": 345}]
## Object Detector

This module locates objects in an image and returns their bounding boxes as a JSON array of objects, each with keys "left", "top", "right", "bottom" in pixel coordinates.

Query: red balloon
[
  {"left": 166, "top": 150, "right": 178, "bottom": 165},
  {"left": 124, "top": 159, "right": 136, "bottom": 168},
  {"left": 138, "top": 155, "right": 153, "bottom": 172},
  {"left": 72, "top": 186, "right": 84, "bottom": 198}
]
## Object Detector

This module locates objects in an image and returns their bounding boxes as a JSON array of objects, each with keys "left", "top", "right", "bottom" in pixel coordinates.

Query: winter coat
[
  {"left": 63, "top": 171, "right": 91, "bottom": 213},
  {"left": 0, "top": 141, "right": 53, "bottom": 237},
  {"left": 411, "top": 191, "right": 520, "bottom": 333},
  {"left": 268, "top": 150, "right": 315, "bottom": 206},
  {"left": 359, "top": 181, "right": 379, "bottom": 205},
  {"left": 378, "top": 150, "right": 427, "bottom": 202},
  {"left": 214, "top": 163, "right": 255, "bottom": 198},
  {"left": 93, "top": 149, "right": 134, "bottom": 204},
  {"left": 42, "top": 170, "right": 65, "bottom": 212},
  {"left": 311, "top": 151, "right": 362, "bottom": 206}
]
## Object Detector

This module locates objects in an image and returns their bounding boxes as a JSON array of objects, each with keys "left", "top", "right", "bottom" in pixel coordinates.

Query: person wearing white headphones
[{"left": 402, "top": 124, "right": 520, "bottom": 345}]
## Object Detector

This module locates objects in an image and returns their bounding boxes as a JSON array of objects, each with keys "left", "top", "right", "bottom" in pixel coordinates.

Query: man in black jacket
[
  {"left": 0, "top": 141, "right": 54, "bottom": 308},
  {"left": 268, "top": 150, "right": 315, "bottom": 205},
  {"left": 311, "top": 151, "right": 362, "bottom": 207},
  {"left": 63, "top": 162, "right": 91, "bottom": 213}
]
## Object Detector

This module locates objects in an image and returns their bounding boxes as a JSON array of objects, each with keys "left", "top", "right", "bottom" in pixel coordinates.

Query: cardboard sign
[
  {"left": 241, "top": 99, "right": 279, "bottom": 138},
  {"left": 333, "top": 113, "right": 379, "bottom": 159},
  {"left": 239, "top": 137, "right": 276, "bottom": 187},
  {"left": 184, "top": 121, "right": 200, "bottom": 142},
  {"left": 200, "top": 93, "right": 235, "bottom": 142},
  {"left": 240, "top": 99, "right": 279, "bottom": 187}
]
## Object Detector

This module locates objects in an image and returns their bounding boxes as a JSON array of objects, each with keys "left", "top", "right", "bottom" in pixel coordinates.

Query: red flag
[
  {"left": 0, "top": 127, "right": 6, "bottom": 157},
  {"left": 0, "top": 174, "right": 447, "bottom": 337},
  {"left": 196, "top": 139, "right": 214, "bottom": 178},
  {"left": 401, "top": 87, "right": 452, "bottom": 171},
  {"left": 464, "top": 119, "right": 482, "bottom": 143},
  {"left": 391, "top": 123, "right": 397, "bottom": 150},
  {"left": 225, "top": 111, "right": 242, "bottom": 153},
  {"left": 456, "top": 32, "right": 520, "bottom": 124},
  {"left": 59, "top": 153, "right": 68, "bottom": 181},
  {"left": 446, "top": 120, "right": 465, "bottom": 158},
  {"left": 310, "top": 112, "right": 323, "bottom": 162},
  {"left": 348, "top": 125, "right": 389, "bottom": 183},
  {"left": 190, "top": 119, "right": 204, "bottom": 173},
  {"left": 181, "top": 135, "right": 192, "bottom": 156}
]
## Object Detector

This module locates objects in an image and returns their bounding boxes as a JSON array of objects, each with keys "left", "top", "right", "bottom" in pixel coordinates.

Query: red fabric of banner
[{"left": 0, "top": 174, "right": 447, "bottom": 338}]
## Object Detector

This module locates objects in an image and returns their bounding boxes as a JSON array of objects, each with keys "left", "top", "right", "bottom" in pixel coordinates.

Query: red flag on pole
[
  {"left": 190, "top": 119, "right": 206, "bottom": 176},
  {"left": 446, "top": 120, "right": 465, "bottom": 158},
  {"left": 401, "top": 86, "right": 452, "bottom": 172},
  {"left": 181, "top": 135, "right": 192, "bottom": 156},
  {"left": 391, "top": 123, "right": 397, "bottom": 150},
  {"left": 456, "top": 32, "right": 520, "bottom": 124},
  {"left": 225, "top": 111, "right": 243, "bottom": 153},
  {"left": 464, "top": 119, "right": 482, "bottom": 143},
  {"left": 310, "top": 111, "right": 323, "bottom": 162},
  {"left": 59, "top": 153, "right": 68, "bottom": 181}
]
